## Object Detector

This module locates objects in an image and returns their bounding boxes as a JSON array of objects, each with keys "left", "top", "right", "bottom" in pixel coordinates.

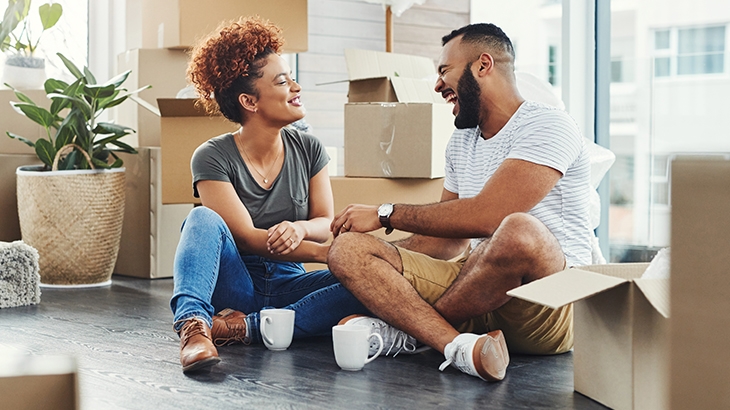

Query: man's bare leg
[
  {"left": 328, "top": 233, "right": 458, "bottom": 354},
  {"left": 433, "top": 213, "right": 566, "bottom": 326}
]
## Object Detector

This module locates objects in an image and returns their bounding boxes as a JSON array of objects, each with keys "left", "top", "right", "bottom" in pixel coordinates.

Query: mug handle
[
  {"left": 261, "top": 316, "right": 274, "bottom": 346},
  {"left": 364, "top": 333, "right": 384, "bottom": 364}
]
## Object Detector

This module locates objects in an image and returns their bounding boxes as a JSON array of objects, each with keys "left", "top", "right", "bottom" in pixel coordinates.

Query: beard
[{"left": 453, "top": 63, "right": 483, "bottom": 130}]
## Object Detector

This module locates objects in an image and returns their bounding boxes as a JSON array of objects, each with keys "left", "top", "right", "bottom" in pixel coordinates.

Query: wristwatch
[{"left": 377, "top": 203, "right": 394, "bottom": 235}]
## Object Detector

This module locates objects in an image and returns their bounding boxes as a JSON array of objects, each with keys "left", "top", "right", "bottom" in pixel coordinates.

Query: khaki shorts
[{"left": 397, "top": 246, "right": 573, "bottom": 355}]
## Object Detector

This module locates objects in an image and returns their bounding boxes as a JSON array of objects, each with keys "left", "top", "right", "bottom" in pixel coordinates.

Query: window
[
  {"left": 652, "top": 25, "right": 726, "bottom": 78},
  {"left": 677, "top": 26, "right": 725, "bottom": 75},
  {"left": 609, "top": 2, "right": 730, "bottom": 260},
  {"left": 548, "top": 45, "right": 558, "bottom": 85},
  {"left": 611, "top": 59, "right": 623, "bottom": 82}
]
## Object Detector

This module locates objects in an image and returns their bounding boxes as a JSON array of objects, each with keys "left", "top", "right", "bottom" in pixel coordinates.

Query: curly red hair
[{"left": 187, "top": 16, "right": 285, "bottom": 122}]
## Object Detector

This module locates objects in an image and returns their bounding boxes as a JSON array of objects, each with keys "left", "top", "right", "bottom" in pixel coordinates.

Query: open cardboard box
[
  {"left": 340, "top": 49, "right": 454, "bottom": 179},
  {"left": 133, "top": 97, "right": 237, "bottom": 204},
  {"left": 140, "top": 0, "right": 307, "bottom": 53},
  {"left": 507, "top": 263, "right": 669, "bottom": 410},
  {"left": 114, "top": 49, "right": 190, "bottom": 147}
]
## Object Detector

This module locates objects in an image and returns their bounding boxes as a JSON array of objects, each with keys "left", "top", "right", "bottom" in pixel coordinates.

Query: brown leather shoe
[
  {"left": 211, "top": 308, "right": 250, "bottom": 346},
  {"left": 177, "top": 317, "right": 220, "bottom": 373}
]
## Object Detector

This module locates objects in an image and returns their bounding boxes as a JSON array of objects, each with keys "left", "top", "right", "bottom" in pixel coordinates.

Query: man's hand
[{"left": 331, "top": 204, "right": 382, "bottom": 237}]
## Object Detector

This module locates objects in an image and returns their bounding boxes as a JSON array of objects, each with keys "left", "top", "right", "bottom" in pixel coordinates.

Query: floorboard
[{"left": 0, "top": 276, "right": 607, "bottom": 409}]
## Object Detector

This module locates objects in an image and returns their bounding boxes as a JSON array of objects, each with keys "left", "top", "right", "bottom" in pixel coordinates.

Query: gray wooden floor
[{"left": 0, "top": 276, "right": 607, "bottom": 410}]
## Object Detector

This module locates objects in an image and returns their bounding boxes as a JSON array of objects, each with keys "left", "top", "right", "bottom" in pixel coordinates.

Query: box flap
[
  {"left": 575, "top": 262, "right": 649, "bottom": 280},
  {"left": 157, "top": 98, "right": 210, "bottom": 117},
  {"left": 634, "top": 278, "right": 670, "bottom": 318},
  {"left": 344, "top": 49, "right": 435, "bottom": 81},
  {"left": 390, "top": 78, "right": 444, "bottom": 104},
  {"left": 129, "top": 95, "right": 161, "bottom": 117},
  {"left": 507, "top": 268, "right": 628, "bottom": 309}
]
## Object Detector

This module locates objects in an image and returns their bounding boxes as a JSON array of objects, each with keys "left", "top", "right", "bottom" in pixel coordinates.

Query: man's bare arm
[
  {"left": 390, "top": 159, "right": 561, "bottom": 238},
  {"left": 390, "top": 189, "right": 469, "bottom": 260}
]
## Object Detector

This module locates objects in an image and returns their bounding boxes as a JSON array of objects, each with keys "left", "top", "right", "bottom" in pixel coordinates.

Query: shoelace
[
  {"left": 213, "top": 322, "right": 250, "bottom": 347},
  {"left": 173, "top": 318, "right": 206, "bottom": 344},
  {"left": 375, "top": 321, "right": 417, "bottom": 357},
  {"left": 212, "top": 309, "right": 250, "bottom": 346},
  {"left": 438, "top": 339, "right": 470, "bottom": 373}
]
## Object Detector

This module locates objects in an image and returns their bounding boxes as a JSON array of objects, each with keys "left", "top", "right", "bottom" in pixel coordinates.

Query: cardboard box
[
  {"left": 156, "top": 98, "right": 238, "bottom": 204},
  {"left": 114, "top": 49, "right": 190, "bottom": 147},
  {"left": 344, "top": 102, "right": 454, "bottom": 178},
  {"left": 140, "top": 0, "right": 307, "bottom": 53},
  {"left": 0, "top": 353, "right": 78, "bottom": 410},
  {"left": 507, "top": 263, "right": 669, "bottom": 410},
  {"left": 0, "top": 89, "right": 49, "bottom": 154},
  {"left": 341, "top": 49, "right": 454, "bottom": 179},
  {"left": 342, "top": 49, "right": 442, "bottom": 104},
  {"left": 304, "top": 176, "right": 444, "bottom": 271},
  {"left": 115, "top": 148, "right": 192, "bottom": 279},
  {"left": 0, "top": 154, "right": 42, "bottom": 242},
  {"left": 670, "top": 157, "right": 730, "bottom": 410}
]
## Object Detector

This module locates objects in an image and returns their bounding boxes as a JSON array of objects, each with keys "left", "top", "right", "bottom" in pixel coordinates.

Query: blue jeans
[{"left": 170, "top": 206, "right": 369, "bottom": 344}]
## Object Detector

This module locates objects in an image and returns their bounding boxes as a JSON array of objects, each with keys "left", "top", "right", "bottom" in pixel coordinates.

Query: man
[{"left": 327, "top": 23, "right": 592, "bottom": 382}]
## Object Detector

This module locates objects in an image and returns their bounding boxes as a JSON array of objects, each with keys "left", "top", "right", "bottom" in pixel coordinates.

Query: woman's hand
[{"left": 267, "top": 221, "right": 306, "bottom": 255}]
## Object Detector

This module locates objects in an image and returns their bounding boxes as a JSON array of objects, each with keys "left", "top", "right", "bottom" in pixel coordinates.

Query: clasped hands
[
  {"left": 267, "top": 220, "right": 305, "bottom": 255},
  {"left": 267, "top": 204, "right": 381, "bottom": 256}
]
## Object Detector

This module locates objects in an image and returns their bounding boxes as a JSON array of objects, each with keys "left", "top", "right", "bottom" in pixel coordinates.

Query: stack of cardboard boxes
[
  {"left": 336, "top": 48, "right": 452, "bottom": 230},
  {"left": 0, "top": 91, "right": 45, "bottom": 242}
]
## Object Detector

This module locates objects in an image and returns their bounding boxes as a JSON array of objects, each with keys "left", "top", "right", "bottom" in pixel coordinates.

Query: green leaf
[
  {"left": 7, "top": 86, "right": 35, "bottom": 104},
  {"left": 57, "top": 53, "right": 84, "bottom": 79},
  {"left": 44, "top": 78, "right": 68, "bottom": 94},
  {"left": 34, "top": 138, "right": 55, "bottom": 168},
  {"left": 91, "top": 156, "right": 110, "bottom": 169},
  {"left": 39, "top": 3, "right": 63, "bottom": 30},
  {"left": 103, "top": 70, "right": 130, "bottom": 88},
  {"left": 0, "top": 0, "right": 30, "bottom": 44},
  {"left": 53, "top": 118, "right": 75, "bottom": 150},
  {"left": 48, "top": 93, "right": 92, "bottom": 120},
  {"left": 57, "top": 149, "right": 78, "bottom": 170},
  {"left": 110, "top": 140, "right": 137, "bottom": 154},
  {"left": 109, "top": 157, "right": 123, "bottom": 168},
  {"left": 98, "top": 94, "right": 128, "bottom": 110},
  {"left": 94, "top": 122, "right": 133, "bottom": 137},
  {"left": 6, "top": 131, "right": 35, "bottom": 148},
  {"left": 12, "top": 103, "right": 55, "bottom": 128},
  {"left": 83, "top": 66, "right": 97, "bottom": 85},
  {"left": 83, "top": 83, "right": 115, "bottom": 100}
]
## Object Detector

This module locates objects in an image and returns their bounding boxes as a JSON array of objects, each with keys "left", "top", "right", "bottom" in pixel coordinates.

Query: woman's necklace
[{"left": 238, "top": 133, "right": 282, "bottom": 184}]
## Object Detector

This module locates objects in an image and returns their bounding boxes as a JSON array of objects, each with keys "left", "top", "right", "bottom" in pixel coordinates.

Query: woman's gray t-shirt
[{"left": 191, "top": 127, "right": 330, "bottom": 230}]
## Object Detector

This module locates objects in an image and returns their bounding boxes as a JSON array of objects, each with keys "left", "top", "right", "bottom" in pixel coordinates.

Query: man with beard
[{"left": 327, "top": 23, "right": 592, "bottom": 382}]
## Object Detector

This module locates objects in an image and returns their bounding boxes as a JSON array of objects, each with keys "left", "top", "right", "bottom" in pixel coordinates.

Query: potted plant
[
  {"left": 6, "top": 53, "right": 149, "bottom": 287},
  {"left": 1, "top": 0, "right": 63, "bottom": 89}
]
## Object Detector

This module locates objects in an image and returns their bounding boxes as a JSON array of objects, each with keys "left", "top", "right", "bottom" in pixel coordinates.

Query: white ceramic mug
[
  {"left": 332, "top": 324, "right": 384, "bottom": 371},
  {"left": 260, "top": 309, "right": 295, "bottom": 351}
]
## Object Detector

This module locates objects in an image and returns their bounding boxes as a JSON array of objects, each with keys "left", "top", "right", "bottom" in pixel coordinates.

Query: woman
[{"left": 170, "top": 17, "right": 368, "bottom": 373}]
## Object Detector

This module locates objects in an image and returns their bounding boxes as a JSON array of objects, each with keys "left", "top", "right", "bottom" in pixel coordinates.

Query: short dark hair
[{"left": 441, "top": 23, "right": 515, "bottom": 62}]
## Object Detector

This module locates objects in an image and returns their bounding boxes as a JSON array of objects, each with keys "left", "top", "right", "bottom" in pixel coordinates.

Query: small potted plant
[
  {"left": 5, "top": 53, "right": 149, "bottom": 286},
  {"left": 1, "top": 0, "right": 63, "bottom": 89}
]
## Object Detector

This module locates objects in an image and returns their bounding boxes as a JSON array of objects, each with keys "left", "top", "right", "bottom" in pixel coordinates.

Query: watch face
[{"left": 378, "top": 203, "right": 393, "bottom": 217}]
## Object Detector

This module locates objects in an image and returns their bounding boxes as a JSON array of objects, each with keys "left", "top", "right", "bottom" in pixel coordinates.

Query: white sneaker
[
  {"left": 338, "top": 315, "right": 427, "bottom": 357},
  {"left": 439, "top": 331, "right": 509, "bottom": 382}
]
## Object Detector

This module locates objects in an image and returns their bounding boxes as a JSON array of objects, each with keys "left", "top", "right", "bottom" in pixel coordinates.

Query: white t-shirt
[{"left": 444, "top": 100, "right": 592, "bottom": 266}]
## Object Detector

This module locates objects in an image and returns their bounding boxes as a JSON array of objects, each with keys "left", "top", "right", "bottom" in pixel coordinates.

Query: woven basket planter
[{"left": 16, "top": 165, "right": 126, "bottom": 287}]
